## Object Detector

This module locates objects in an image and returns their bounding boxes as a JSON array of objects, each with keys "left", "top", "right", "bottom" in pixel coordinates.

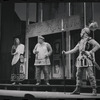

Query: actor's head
[
  {"left": 80, "top": 27, "right": 90, "bottom": 38},
  {"left": 14, "top": 38, "right": 20, "bottom": 45},
  {"left": 38, "top": 35, "right": 45, "bottom": 44}
]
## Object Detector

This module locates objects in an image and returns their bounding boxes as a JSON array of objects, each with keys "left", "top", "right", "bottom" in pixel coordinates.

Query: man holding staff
[{"left": 62, "top": 22, "right": 100, "bottom": 96}]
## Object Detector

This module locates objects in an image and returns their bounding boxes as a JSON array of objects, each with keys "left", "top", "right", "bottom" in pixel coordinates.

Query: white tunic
[
  {"left": 34, "top": 42, "right": 51, "bottom": 66},
  {"left": 11, "top": 44, "right": 24, "bottom": 66}
]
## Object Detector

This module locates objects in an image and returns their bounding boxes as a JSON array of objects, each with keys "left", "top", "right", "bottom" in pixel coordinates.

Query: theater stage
[
  {"left": 0, "top": 90, "right": 100, "bottom": 99},
  {"left": 0, "top": 79, "right": 100, "bottom": 99}
]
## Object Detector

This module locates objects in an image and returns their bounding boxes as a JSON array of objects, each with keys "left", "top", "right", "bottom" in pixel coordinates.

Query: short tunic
[
  {"left": 11, "top": 44, "right": 25, "bottom": 66},
  {"left": 34, "top": 42, "right": 51, "bottom": 66},
  {"left": 76, "top": 52, "right": 93, "bottom": 67},
  {"left": 76, "top": 38, "right": 93, "bottom": 67}
]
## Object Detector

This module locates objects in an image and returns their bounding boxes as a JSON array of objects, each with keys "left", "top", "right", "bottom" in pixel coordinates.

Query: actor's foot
[
  {"left": 46, "top": 82, "right": 50, "bottom": 85},
  {"left": 19, "top": 83, "right": 22, "bottom": 85},
  {"left": 12, "top": 82, "right": 16, "bottom": 85},
  {"left": 92, "top": 89, "right": 97, "bottom": 96},
  {"left": 70, "top": 92, "right": 80, "bottom": 95},
  {"left": 70, "top": 86, "right": 80, "bottom": 95},
  {"left": 36, "top": 82, "right": 40, "bottom": 85}
]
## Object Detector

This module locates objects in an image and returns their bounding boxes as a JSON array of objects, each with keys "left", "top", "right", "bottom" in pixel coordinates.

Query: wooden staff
[{"left": 61, "top": 19, "right": 66, "bottom": 93}]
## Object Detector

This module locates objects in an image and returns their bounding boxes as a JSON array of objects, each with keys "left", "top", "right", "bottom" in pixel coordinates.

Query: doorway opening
[{"left": 28, "top": 32, "right": 66, "bottom": 79}]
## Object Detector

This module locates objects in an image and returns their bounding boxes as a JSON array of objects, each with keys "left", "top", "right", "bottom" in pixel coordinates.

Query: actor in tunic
[
  {"left": 62, "top": 26, "right": 100, "bottom": 96},
  {"left": 33, "top": 35, "right": 52, "bottom": 85},
  {"left": 11, "top": 38, "right": 25, "bottom": 85}
]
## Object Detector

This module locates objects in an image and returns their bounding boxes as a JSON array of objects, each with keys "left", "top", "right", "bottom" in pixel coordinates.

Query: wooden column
[
  {"left": 92, "top": 3, "right": 96, "bottom": 76},
  {"left": 83, "top": 2, "right": 87, "bottom": 80},
  {"left": 65, "top": 31, "right": 71, "bottom": 79},
  {"left": 68, "top": 2, "right": 71, "bottom": 79},
  {"left": 38, "top": 3, "right": 43, "bottom": 22},
  {"left": 84, "top": 2, "right": 86, "bottom": 27},
  {"left": 25, "top": 3, "right": 29, "bottom": 79}
]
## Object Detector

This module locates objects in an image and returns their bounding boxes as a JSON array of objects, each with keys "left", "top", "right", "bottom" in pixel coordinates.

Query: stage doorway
[{"left": 28, "top": 32, "right": 66, "bottom": 79}]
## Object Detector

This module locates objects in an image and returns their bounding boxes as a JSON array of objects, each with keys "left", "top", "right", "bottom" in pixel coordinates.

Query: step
[
  {"left": 0, "top": 79, "right": 100, "bottom": 85},
  {"left": 0, "top": 84, "right": 100, "bottom": 93},
  {"left": 0, "top": 90, "right": 100, "bottom": 100}
]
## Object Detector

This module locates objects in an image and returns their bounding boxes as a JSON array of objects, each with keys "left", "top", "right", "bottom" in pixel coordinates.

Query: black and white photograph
[{"left": 0, "top": 1, "right": 100, "bottom": 100}]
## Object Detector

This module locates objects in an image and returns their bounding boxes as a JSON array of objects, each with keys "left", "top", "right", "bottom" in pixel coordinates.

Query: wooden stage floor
[{"left": 0, "top": 89, "right": 100, "bottom": 100}]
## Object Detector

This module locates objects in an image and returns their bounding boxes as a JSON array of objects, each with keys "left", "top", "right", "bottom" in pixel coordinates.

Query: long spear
[{"left": 61, "top": 19, "right": 66, "bottom": 94}]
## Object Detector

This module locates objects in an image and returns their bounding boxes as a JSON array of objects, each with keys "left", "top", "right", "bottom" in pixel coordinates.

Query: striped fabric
[{"left": 76, "top": 53, "right": 93, "bottom": 67}]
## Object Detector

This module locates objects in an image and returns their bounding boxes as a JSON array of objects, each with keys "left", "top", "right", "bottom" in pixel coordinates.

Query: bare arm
[
  {"left": 62, "top": 43, "right": 79, "bottom": 55},
  {"left": 47, "top": 43, "right": 53, "bottom": 56}
]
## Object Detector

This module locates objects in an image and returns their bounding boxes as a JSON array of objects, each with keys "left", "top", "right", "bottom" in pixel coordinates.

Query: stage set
[
  {"left": 0, "top": 15, "right": 100, "bottom": 100},
  {"left": 1, "top": 3, "right": 100, "bottom": 100}
]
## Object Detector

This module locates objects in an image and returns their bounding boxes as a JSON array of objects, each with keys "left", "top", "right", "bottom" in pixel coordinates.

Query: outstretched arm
[{"left": 62, "top": 43, "right": 79, "bottom": 55}]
